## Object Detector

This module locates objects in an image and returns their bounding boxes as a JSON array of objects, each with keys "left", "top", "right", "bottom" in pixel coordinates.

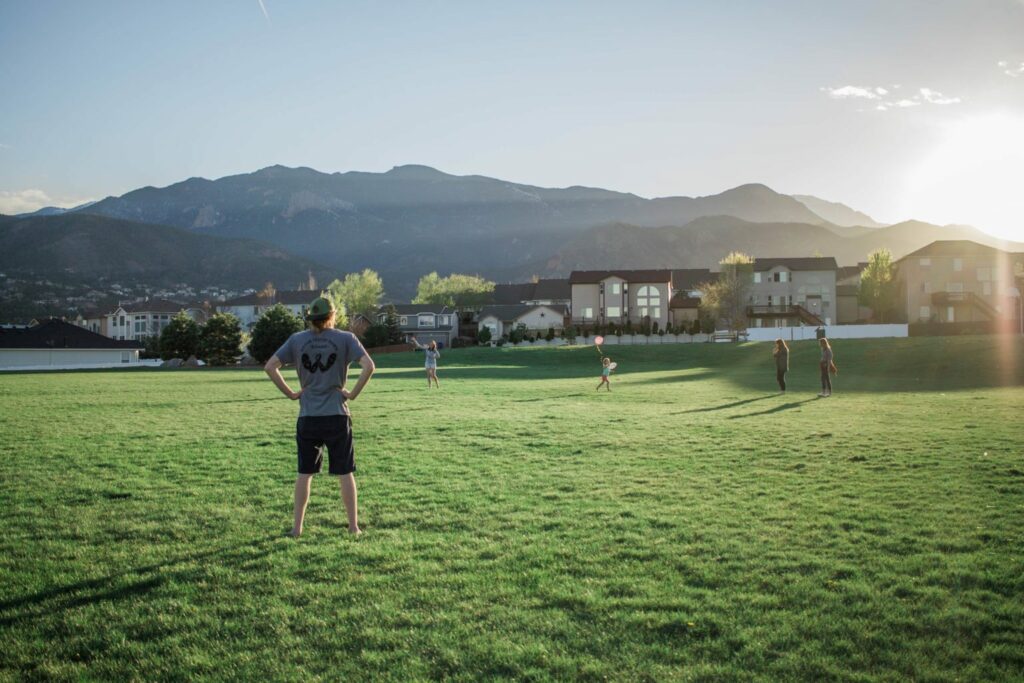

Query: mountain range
[{"left": 5, "top": 164, "right": 1022, "bottom": 299}]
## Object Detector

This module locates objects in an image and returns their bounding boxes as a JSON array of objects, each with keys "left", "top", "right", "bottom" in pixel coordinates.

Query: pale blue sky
[{"left": 2, "top": 0, "right": 1023, "bottom": 239}]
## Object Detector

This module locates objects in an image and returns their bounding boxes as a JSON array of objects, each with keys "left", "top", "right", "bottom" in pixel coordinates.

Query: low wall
[
  {"left": 744, "top": 324, "right": 908, "bottom": 342},
  {"left": 366, "top": 343, "right": 416, "bottom": 355}
]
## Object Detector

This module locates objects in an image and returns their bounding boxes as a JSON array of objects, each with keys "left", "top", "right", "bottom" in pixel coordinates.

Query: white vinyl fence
[
  {"left": 499, "top": 325, "right": 907, "bottom": 348},
  {"left": 744, "top": 324, "right": 908, "bottom": 342}
]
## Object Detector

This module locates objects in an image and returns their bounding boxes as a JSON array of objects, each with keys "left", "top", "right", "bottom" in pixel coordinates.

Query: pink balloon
[{"left": 594, "top": 335, "right": 605, "bottom": 345}]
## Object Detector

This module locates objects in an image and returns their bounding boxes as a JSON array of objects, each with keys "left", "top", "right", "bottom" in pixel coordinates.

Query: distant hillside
[
  {"left": 79, "top": 165, "right": 828, "bottom": 295},
  {"left": 792, "top": 194, "right": 886, "bottom": 228},
  {"left": 535, "top": 215, "right": 1024, "bottom": 276},
  {"left": 0, "top": 213, "right": 329, "bottom": 289}
]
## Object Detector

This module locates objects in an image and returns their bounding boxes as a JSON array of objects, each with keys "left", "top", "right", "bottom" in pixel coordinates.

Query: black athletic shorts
[{"left": 295, "top": 415, "right": 355, "bottom": 475}]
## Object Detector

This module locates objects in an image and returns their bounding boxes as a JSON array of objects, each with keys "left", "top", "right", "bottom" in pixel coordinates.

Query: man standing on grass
[{"left": 264, "top": 296, "right": 374, "bottom": 537}]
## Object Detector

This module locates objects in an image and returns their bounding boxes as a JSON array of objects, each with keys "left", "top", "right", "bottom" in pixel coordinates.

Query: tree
[
  {"left": 199, "top": 313, "right": 243, "bottom": 366},
  {"left": 412, "top": 272, "right": 495, "bottom": 308},
  {"left": 699, "top": 252, "right": 753, "bottom": 332},
  {"left": 248, "top": 304, "right": 304, "bottom": 363},
  {"left": 858, "top": 248, "right": 898, "bottom": 322},
  {"left": 159, "top": 311, "right": 200, "bottom": 360},
  {"left": 381, "top": 304, "right": 404, "bottom": 345},
  {"left": 477, "top": 326, "right": 493, "bottom": 345},
  {"left": 326, "top": 269, "right": 384, "bottom": 319}
]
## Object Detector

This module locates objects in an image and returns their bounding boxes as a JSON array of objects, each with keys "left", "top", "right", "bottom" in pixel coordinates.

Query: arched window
[{"left": 637, "top": 286, "right": 661, "bottom": 318}]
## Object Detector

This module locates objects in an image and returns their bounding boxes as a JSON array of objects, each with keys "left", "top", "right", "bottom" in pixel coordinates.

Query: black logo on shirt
[{"left": 300, "top": 352, "right": 338, "bottom": 373}]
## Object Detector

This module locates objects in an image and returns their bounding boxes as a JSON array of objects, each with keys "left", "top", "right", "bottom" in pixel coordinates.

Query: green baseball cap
[{"left": 305, "top": 296, "right": 335, "bottom": 322}]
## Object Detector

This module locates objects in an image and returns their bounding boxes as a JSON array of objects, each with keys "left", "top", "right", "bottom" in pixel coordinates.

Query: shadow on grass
[
  {"left": 672, "top": 394, "right": 776, "bottom": 414},
  {"left": 727, "top": 397, "right": 818, "bottom": 419},
  {"left": 0, "top": 534, "right": 282, "bottom": 628}
]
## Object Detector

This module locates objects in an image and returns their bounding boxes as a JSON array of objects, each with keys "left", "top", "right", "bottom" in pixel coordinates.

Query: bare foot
[
  {"left": 287, "top": 528, "right": 302, "bottom": 538},
  {"left": 348, "top": 526, "right": 363, "bottom": 536}
]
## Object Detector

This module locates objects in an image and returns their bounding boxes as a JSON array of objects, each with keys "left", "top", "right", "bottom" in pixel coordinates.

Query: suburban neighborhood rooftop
[{"left": 0, "top": 319, "right": 143, "bottom": 350}]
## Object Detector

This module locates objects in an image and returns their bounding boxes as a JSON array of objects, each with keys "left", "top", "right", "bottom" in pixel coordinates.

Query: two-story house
[
  {"left": 835, "top": 263, "right": 869, "bottom": 324},
  {"left": 569, "top": 270, "right": 673, "bottom": 328},
  {"left": 747, "top": 257, "right": 838, "bottom": 328},
  {"left": 895, "top": 240, "right": 1024, "bottom": 325},
  {"left": 381, "top": 304, "right": 460, "bottom": 347},
  {"left": 106, "top": 299, "right": 209, "bottom": 341},
  {"left": 217, "top": 289, "right": 312, "bottom": 331}
]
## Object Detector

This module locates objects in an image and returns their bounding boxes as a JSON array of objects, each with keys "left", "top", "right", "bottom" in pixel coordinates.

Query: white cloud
[
  {"left": 999, "top": 60, "right": 1024, "bottom": 77},
  {"left": 823, "top": 85, "right": 882, "bottom": 100},
  {"left": 919, "top": 87, "right": 960, "bottom": 104},
  {"left": 823, "top": 84, "right": 962, "bottom": 111},
  {"left": 0, "top": 189, "right": 94, "bottom": 215}
]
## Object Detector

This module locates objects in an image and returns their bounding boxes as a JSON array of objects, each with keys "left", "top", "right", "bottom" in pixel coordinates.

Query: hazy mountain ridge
[
  {"left": 792, "top": 194, "right": 886, "bottom": 228},
  {"left": 0, "top": 213, "right": 329, "bottom": 289},
  {"left": 79, "top": 165, "right": 828, "bottom": 295},
  {"left": 536, "top": 215, "right": 1024, "bottom": 278}
]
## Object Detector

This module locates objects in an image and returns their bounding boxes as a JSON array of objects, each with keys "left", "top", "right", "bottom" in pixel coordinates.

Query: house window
[
  {"left": 438, "top": 315, "right": 448, "bottom": 326},
  {"left": 636, "top": 286, "right": 660, "bottom": 310},
  {"left": 606, "top": 306, "right": 621, "bottom": 317},
  {"left": 920, "top": 282, "right": 932, "bottom": 293},
  {"left": 121, "top": 351, "right": 130, "bottom": 364},
  {"left": 610, "top": 283, "right": 621, "bottom": 295},
  {"left": 773, "top": 271, "right": 789, "bottom": 283},
  {"left": 946, "top": 283, "right": 964, "bottom": 293},
  {"left": 753, "top": 272, "right": 762, "bottom": 283},
  {"left": 582, "top": 307, "right": 593, "bottom": 319},
  {"left": 639, "top": 307, "right": 648, "bottom": 317},
  {"left": 953, "top": 258, "right": 963, "bottom": 272},
  {"left": 253, "top": 306, "right": 259, "bottom": 316},
  {"left": 418, "top": 314, "right": 435, "bottom": 327},
  {"left": 400, "top": 316, "right": 408, "bottom": 326},
  {"left": 919, "top": 306, "right": 931, "bottom": 320},
  {"left": 920, "top": 258, "right": 931, "bottom": 266},
  {"left": 119, "top": 316, "right": 125, "bottom": 326},
  {"left": 947, "top": 306, "right": 955, "bottom": 322}
]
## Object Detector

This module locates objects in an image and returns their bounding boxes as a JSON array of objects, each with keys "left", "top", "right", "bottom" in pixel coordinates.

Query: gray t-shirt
[{"left": 274, "top": 329, "right": 367, "bottom": 417}]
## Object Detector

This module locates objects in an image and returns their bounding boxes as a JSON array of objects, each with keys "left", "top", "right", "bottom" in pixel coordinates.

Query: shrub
[
  {"left": 248, "top": 304, "right": 304, "bottom": 363},
  {"left": 199, "top": 313, "right": 243, "bottom": 366},
  {"left": 159, "top": 312, "right": 200, "bottom": 360},
  {"left": 477, "top": 326, "right": 493, "bottom": 345},
  {"left": 546, "top": 327, "right": 555, "bottom": 342}
]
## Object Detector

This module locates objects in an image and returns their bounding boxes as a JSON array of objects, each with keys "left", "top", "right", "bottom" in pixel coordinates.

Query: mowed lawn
[{"left": 1, "top": 337, "right": 1022, "bottom": 682}]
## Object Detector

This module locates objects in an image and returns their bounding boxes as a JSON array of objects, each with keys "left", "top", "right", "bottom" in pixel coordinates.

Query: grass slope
[{"left": 1, "top": 337, "right": 1022, "bottom": 682}]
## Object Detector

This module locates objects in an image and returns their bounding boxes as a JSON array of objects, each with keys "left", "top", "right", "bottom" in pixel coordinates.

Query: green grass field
[{"left": 1, "top": 336, "right": 1022, "bottom": 682}]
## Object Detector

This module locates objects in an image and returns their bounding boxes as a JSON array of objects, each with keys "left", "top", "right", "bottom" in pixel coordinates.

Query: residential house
[
  {"left": 380, "top": 304, "right": 460, "bottom": 347},
  {"left": 74, "top": 309, "right": 110, "bottom": 337},
  {"left": 748, "top": 257, "right": 838, "bottom": 328},
  {"left": 669, "top": 269, "right": 713, "bottom": 327},
  {"left": 492, "top": 279, "right": 571, "bottom": 309},
  {"left": 894, "top": 240, "right": 1024, "bottom": 325},
  {"left": 477, "top": 304, "right": 568, "bottom": 339},
  {"left": 107, "top": 299, "right": 209, "bottom": 341},
  {"left": 217, "top": 289, "right": 313, "bottom": 331},
  {"left": 0, "top": 318, "right": 142, "bottom": 370},
  {"left": 835, "top": 262, "right": 870, "bottom": 324},
  {"left": 569, "top": 270, "right": 673, "bottom": 328}
]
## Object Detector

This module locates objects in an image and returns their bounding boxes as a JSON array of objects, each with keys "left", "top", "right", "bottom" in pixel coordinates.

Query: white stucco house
[
  {"left": 0, "top": 319, "right": 143, "bottom": 370},
  {"left": 477, "top": 304, "right": 568, "bottom": 339},
  {"left": 106, "top": 299, "right": 209, "bottom": 341},
  {"left": 217, "top": 289, "right": 313, "bottom": 331}
]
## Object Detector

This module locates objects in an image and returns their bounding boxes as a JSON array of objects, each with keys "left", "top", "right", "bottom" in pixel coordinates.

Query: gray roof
[
  {"left": 388, "top": 304, "right": 454, "bottom": 315},
  {"left": 491, "top": 283, "right": 537, "bottom": 305},
  {"left": 0, "top": 319, "right": 143, "bottom": 350},
  {"left": 531, "top": 278, "right": 571, "bottom": 300},
  {"left": 896, "top": 240, "right": 1016, "bottom": 262},
  {"left": 670, "top": 269, "right": 714, "bottom": 290},
  {"left": 492, "top": 279, "right": 570, "bottom": 304},
  {"left": 479, "top": 304, "right": 569, "bottom": 321},
  {"left": 569, "top": 269, "right": 673, "bottom": 284},
  {"left": 753, "top": 257, "right": 838, "bottom": 272}
]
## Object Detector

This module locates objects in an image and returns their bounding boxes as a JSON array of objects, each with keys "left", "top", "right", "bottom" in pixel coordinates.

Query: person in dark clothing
[{"left": 773, "top": 338, "right": 789, "bottom": 392}]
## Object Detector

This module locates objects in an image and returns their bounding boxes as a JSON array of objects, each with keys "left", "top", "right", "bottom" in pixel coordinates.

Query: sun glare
[{"left": 902, "top": 113, "right": 1024, "bottom": 243}]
